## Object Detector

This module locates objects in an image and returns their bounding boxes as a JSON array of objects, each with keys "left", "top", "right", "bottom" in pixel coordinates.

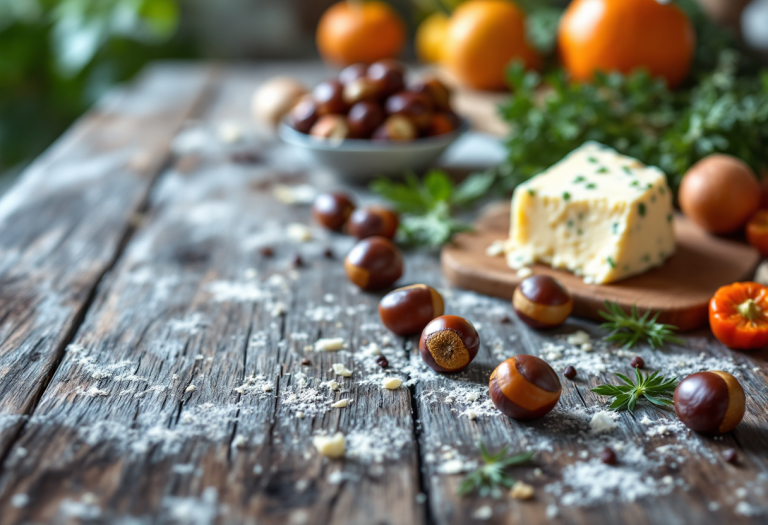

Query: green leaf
[{"left": 458, "top": 442, "right": 534, "bottom": 498}]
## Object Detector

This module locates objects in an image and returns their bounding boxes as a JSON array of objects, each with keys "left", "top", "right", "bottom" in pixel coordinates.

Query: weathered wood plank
[
  {"left": 0, "top": 66, "right": 424, "bottom": 524},
  {"left": 0, "top": 64, "right": 212, "bottom": 456},
  {"left": 409, "top": 247, "right": 768, "bottom": 524}
]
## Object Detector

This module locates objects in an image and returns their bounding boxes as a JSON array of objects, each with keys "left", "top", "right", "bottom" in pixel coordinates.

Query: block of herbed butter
[{"left": 504, "top": 142, "right": 675, "bottom": 284}]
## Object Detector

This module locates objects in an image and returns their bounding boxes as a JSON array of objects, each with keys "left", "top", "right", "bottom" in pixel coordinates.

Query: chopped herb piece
[
  {"left": 596, "top": 167, "right": 609, "bottom": 174},
  {"left": 612, "top": 223, "right": 619, "bottom": 234},
  {"left": 659, "top": 186, "right": 666, "bottom": 195},
  {"left": 630, "top": 180, "right": 640, "bottom": 187},
  {"left": 567, "top": 219, "right": 574, "bottom": 228},
  {"left": 638, "top": 203, "right": 646, "bottom": 216},
  {"left": 651, "top": 195, "right": 656, "bottom": 202},
  {"left": 622, "top": 166, "right": 633, "bottom": 174},
  {"left": 573, "top": 175, "right": 586, "bottom": 183},
  {"left": 588, "top": 156, "right": 598, "bottom": 163},
  {"left": 585, "top": 183, "right": 597, "bottom": 189},
  {"left": 646, "top": 183, "right": 654, "bottom": 189},
  {"left": 527, "top": 188, "right": 536, "bottom": 196},
  {"left": 598, "top": 301, "right": 684, "bottom": 349},
  {"left": 592, "top": 368, "right": 678, "bottom": 413},
  {"left": 578, "top": 213, "right": 584, "bottom": 221},
  {"left": 642, "top": 254, "right": 650, "bottom": 262},
  {"left": 563, "top": 191, "right": 571, "bottom": 200},
  {"left": 667, "top": 213, "right": 673, "bottom": 223},
  {"left": 607, "top": 257, "right": 616, "bottom": 268},
  {"left": 458, "top": 442, "right": 534, "bottom": 498}
]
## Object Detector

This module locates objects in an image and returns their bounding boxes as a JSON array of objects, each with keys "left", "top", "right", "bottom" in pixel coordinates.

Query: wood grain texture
[
  {"left": 0, "top": 66, "right": 424, "bottom": 525},
  {"left": 0, "top": 64, "right": 212, "bottom": 456},
  {"left": 0, "top": 62, "right": 766, "bottom": 525},
  {"left": 442, "top": 203, "right": 761, "bottom": 331}
]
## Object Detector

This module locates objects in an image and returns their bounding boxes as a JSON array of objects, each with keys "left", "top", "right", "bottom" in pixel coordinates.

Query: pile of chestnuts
[
  {"left": 287, "top": 60, "right": 460, "bottom": 141},
  {"left": 311, "top": 191, "right": 404, "bottom": 291}
]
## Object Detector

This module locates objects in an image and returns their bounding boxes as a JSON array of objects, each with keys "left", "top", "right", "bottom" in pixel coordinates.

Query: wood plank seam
[{"left": 0, "top": 66, "right": 218, "bottom": 475}]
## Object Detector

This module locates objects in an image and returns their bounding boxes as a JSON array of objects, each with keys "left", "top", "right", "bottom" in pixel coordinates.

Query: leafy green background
[{"left": 0, "top": 0, "right": 196, "bottom": 175}]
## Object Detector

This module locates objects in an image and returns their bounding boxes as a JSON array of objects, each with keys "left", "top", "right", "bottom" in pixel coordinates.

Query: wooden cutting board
[{"left": 441, "top": 203, "right": 762, "bottom": 331}]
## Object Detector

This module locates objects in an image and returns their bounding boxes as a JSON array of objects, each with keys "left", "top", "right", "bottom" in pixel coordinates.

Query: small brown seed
[
  {"left": 499, "top": 315, "right": 511, "bottom": 324},
  {"left": 260, "top": 246, "right": 274, "bottom": 257},
  {"left": 291, "top": 254, "right": 303, "bottom": 267},
  {"left": 563, "top": 366, "right": 577, "bottom": 379},
  {"left": 722, "top": 449, "right": 738, "bottom": 464},
  {"left": 301, "top": 358, "right": 312, "bottom": 366},
  {"left": 323, "top": 247, "right": 334, "bottom": 258},
  {"left": 631, "top": 356, "right": 645, "bottom": 369},
  {"left": 600, "top": 447, "right": 617, "bottom": 465},
  {"left": 376, "top": 355, "right": 389, "bottom": 368}
]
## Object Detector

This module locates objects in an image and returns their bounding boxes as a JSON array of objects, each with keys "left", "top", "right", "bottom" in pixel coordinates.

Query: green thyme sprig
[
  {"left": 591, "top": 368, "right": 678, "bottom": 413},
  {"left": 370, "top": 169, "right": 495, "bottom": 247},
  {"left": 457, "top": 442, "right": 534, "bottom": 498},
  {"left": 599, "top": 301, "right": 684, "bottom": 349}
]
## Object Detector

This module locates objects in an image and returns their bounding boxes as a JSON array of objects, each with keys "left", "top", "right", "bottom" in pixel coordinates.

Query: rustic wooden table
[{"left": 0, "top": 62, "right": 766, "bottom": 525}]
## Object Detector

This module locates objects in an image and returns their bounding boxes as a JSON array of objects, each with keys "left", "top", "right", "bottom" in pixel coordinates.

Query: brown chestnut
[
  {"left": 372, "top": 115, "right": 417, "bottom": 141},
  {"left": 347, "top": 101, "right": 385, "bottom": 139},
  {"left": 379, "top": 284, "right": 445, "bottom": 336},
  {"left": 339, "top": 63, "right": 368, "bottom": 85},
  {"left": 674, "top": 371, "right": 745, "bottom": 434},
  {"left": 385, "top": 91, "right": 433, "bottom": 131},
  {"left": 288, "top": 96, "right": 318, "bottom": 134},
  {"left": 342, "top": 77, "right": 380, "bottom": 105},
  {"left": 419, "top": 315, "right": 479, "bottom": 373},
  {"left": 313, "top": 80, "right": 347, "bottom": 115},
  {"left": 427, "top": 113, "right": 459, "bottom": 137},
  {"left": 513, "top": 275, "right": 573, "bottom": 329},
  {"left": 489, "top": 355, "right": 562, "bottom": 420},
  {"left": 367, "top": 59, "right": 405, "bottom": 98},
  {"left": 410, "top": 76, "right": 452, "bottom": 111},
  {"left": 309, "top": 114, "right": 350, "bottom": 140},
  {"left": 347, "top": 206, "right": 399, "bottom": 239},
  {"left": 312, "top": 192, "right": 355, "bottom": 231},
  {"left": 344, "top": 236, "right": 403, "bottom": 291}
]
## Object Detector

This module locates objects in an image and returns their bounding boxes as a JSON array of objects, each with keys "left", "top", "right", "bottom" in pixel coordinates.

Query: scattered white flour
[
  {"left": 590, "top": 411, "right": 618, "bottom": 434},
  {"left": 10, "top": 494, "right": 29, "bottom": 508},
  {"left": 162, "top": 487, "right": 220, "bottom": 525}
]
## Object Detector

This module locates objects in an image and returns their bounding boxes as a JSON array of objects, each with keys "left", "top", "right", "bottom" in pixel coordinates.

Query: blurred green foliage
[{"left": 0, "top": 0, "right": 195, "bottom": 173}]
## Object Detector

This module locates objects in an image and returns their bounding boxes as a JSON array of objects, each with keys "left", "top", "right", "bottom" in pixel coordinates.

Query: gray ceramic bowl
[{"left": 278, "top": 119, "right": 469, "bottom": 181}]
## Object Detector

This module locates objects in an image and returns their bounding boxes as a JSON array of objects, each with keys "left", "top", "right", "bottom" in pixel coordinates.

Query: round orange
[
  {"left": 316, "top": 1, "right": 406, "bottom": 66},
  {"left": 416, "top": 11, "right": 450, "bottom": 64},
  {"left": 444, "top": 0, "right": 540, "bottom": 91},
  {"left": 558, "top": 0, "right": 696, "bottom": 88}
]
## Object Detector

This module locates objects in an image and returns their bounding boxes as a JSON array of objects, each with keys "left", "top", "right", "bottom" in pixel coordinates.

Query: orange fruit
[
  {"left": 316, "top": 1, "right": 406, "bottom": 66},
  {"left": 444, "top": 0, "right": 540, "bottom": 91},
  {"left": 416, "top": 11, "right": 450, "bottom": 64},
  {"left": 558, "top": 0, "right": 696, "bottom": 88}
]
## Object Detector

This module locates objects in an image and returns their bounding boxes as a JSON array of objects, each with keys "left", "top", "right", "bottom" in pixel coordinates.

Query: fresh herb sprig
[
  {"left": 498, "top": 51, "right": 768, "bottom": 194},
  {"left": 457, "top": 442, "right": 534, "bottom": 498},
  {"left": 591, "top": 368, "right": 678, "bottom": 413},
  {"left": 599, "top": 301, "right": 684, "bottom": 349},
  {"left": 370, "top": 169, "right": 495, "bottom": 247}
]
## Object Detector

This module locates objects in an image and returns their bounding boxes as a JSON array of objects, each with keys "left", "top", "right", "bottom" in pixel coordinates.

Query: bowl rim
[{"left": 278, "top": 117, "right": 470, "bottom": 152}]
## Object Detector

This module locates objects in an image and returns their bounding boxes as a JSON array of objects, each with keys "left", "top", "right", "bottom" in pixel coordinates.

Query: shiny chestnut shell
[
  {"left": 489, "top": 355, "right": 562, "bottom": 420},
  {"left": 367, "top": 60, "right": 405, "bottom": 98},
  {"left": 379, "top": 284, "right": 444, "bottom": 336},
  {"left": 385, "top": 91, "right": 433, "bottom": 131},
  {"left": 419, "top": 315, "right": 479, "bottom": 373},
  {"left": 339, "top": 63, "right": 368, "bottom": 85},
  {"left": 371, "top": 115, "right": 417, "bottom": 141},
  {"left": 347, "top": 207, "right": 399, "bottom": 239},
  {"left": 674, "top": 371, "right": 745, "bottom": 434},
  {"left": 513, "top": 275, "right": 573, "bottom": 329},
  {"left": 410, "top": 76, "right": 452, "bottom": 111},
  {"left": 347, "top": 101, "right": 385, "bottom": 138},
  {"left": 343, "top": 77, "right": 380, "bottom": 105},
  {"left": 313, "top": 80, "right": 347, "bottom": 115},
  {"left": 312, "top": 192, "right": 355, "bottom": 231},
  {"left": 288, "top": 96, "right": 319, "bottom": 134},
  {"left": 344, "top": 236, "right": 403, "bottom": 291}
]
